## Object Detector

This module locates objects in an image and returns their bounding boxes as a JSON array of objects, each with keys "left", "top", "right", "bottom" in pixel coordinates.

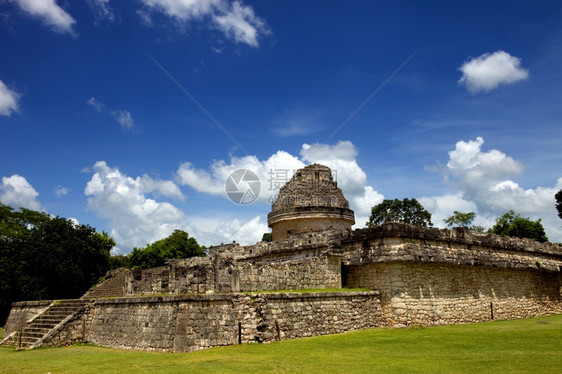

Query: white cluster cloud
[
  {"left": 419, "top": 194, "right": 495, "bottom": 229},
  {"left": 188, "top": 215, "right": 269, "bottom": 246},
  {"left": 0, "top": 174, "right": 41, "bottom": 210},
  {"left": 176, "top": 151, "right": 305, "bottom": 201},
  {"left": 84, "top": 161, "right": 267, "bottom": 251},
  {"left": 86, "top": 97, "right": 135, "bottom": 130},
  {"left": 9, "top": 0, "right": 270, "bottom": 46},
  {"left": 427, "top": 137, "right": 562, "bottom": 241},
  {"left": 0, "top": 80, "right": 20, "bottom": 116},
  {"left": 140, "top": 0, "right": 271, "bottom": 47},
  {"left": 176, "top": 141, "right": 384, "bottom": 226},
  {"left": 11, "top": 0, "right": 76, "bottom": 35},
  {"left": 140, "top": 175, "right": 185, "bottom": 201},
  {"left": 458, "top": 51, "right": 529, "bottom": 93},
  {"left": 84, "top": 161, "right": 186, "bottom": 250},
  {"left": 445, "top": 137, "right": 524, "bottom": 200}
]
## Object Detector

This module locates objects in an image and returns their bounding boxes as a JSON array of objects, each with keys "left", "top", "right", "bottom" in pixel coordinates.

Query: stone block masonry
[
  {"left": 3, "top": 223, "right": 562, "bottom": 352},
  {"left": 3, "top": 301, "right": 52, "bottom": 336},
  {"left": 254, "top": 292, "right": 382, "bottom": 342},
  {"left": 346, "top": 262, "right": 562, "bottom": 326},
  {"left": 75, "top": 291, "right": 382, "bottom": 352}
]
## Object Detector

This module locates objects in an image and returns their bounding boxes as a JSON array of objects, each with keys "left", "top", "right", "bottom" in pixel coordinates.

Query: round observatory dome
[{"left": 267, "top": 164, "right": 355, "bottom": 241}]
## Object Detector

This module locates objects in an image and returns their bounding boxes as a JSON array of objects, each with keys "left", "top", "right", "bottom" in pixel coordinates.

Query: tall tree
[
  {"left": 444, "top": 211, "right": 476, "bottom": 227},
  {"left": 490, "top": 210, "right": 548, "bottom": 243},
  {"left": 367, "top": 198, "right": 433, "bottom": 227},
  {"left": 129, "top": 230, "right": 206, "bottom": 269},
  {"left": 555, "top": 189, "right": 562, "bottom": 222},
  {"left": 0, "top": 203, "right": 114, "bottom": 324}
]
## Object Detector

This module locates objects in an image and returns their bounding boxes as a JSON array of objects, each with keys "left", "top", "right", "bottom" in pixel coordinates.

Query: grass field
[{"left": 1, "top": 315, "right": 561, "bottom": 373}]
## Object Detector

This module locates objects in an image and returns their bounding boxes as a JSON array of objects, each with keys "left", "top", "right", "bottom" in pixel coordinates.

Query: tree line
[
  {"left": 0, "top": 203, "right": 114, "bottom": 324},
  {"left": 365, "top": 197, "right": 560, "bottom": 243},
  {"left": 109, "top": 229, "right": 206, "bottom": 270},
  {"left": 0, "top": 202, "right": 205, "bottom": 325}
]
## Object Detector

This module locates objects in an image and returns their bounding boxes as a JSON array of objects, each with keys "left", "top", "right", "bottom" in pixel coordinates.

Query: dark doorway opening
[{"left": 341, "top": 264, "right": 350, "bottom": 288}]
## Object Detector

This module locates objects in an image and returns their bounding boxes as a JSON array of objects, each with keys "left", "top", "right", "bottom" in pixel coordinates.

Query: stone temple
[
  {"left": 2, "top": 164, "right": 562, "bottom": 353},
  {"left": 268, "top": 164, "right": 355, "bottom": 241}
]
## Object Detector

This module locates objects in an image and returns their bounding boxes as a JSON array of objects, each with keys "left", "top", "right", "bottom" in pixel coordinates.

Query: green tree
[
  {"left": 367, "top": 198, "right": 433, "bottom": 227},
  {"left": 490, "top": 210, "right": 548, "bottom": 243},
  {"left": 555, "top": 189, "right": 562, "bottom": 222},
  {"left": 109, "top": 254, "right": 130, "bottom": 270},
  {"left": 444, "top": 211, "right": 476, "bottom": 227},
  {"left": 0, "top": 202, "right": 114, "bottom": 324},
  {"left": 261, "top": 232, "right": 272, "bottom": 242},
  {"left": 129, "top": 230, "right": 206, "bottom": 269}
]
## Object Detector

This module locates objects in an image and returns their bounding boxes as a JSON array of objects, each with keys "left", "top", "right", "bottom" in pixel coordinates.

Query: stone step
[
  {"left": 32, "top": 318, "right": 64, "bottom": 324},
  {"left": 48, "top": 305, "right": 86, "bottom": 311},
  {"left": 3, "top": 299, "right": 90, "bottom": 349},
  {"left": 39, "top": 312, "right": 71, "bottom": 318},
  {"left": 25, "top": 325, "right": 50, "bottom": 331},
  {"left": 15, "top": 337, "right": 38, "bottom": 345},
  {"left": 31, "top": 322, "right": 59, "bottom": 329},
  {"left": 23, "top": 329, "right": 51, "bottom": 336},
  {"left": 39, "top": 314, "right": 72, "bottom": 320},
  {"left": 57, "top": 300, "right": 89, "bottom": 304}
]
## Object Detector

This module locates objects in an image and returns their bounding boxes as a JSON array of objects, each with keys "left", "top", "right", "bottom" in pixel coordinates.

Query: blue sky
[{"left": 1, "top": 0, "right": 561, "bottom": 252}]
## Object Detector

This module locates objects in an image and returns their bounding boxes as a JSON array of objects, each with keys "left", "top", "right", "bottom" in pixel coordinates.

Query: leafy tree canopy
[
  {"left": 367, "top": 198, "right": 433, "bottom": 227},
  {"left": 128, "top": 230, "right": 206, "bottom": 269},
  {"left": 490, "top": 210, "right": 548, "bottom": 243},
  {"left": 444, "top": 211, "right": 476, "bottom": 227},
  {"left": 0, "top": 202, "right": 114, "bottom": 324},
  {"left": 261, "top": 232, "right": 272, "bottom": 242},
  {"left": 555, "top": 189, "right": 562, "bottom": 222}
]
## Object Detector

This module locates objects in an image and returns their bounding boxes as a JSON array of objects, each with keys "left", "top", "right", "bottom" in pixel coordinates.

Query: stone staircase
[
  {"left": 82, "top": 268, "right": 128, "bottom": 299},
  {"left": 2, "top": 300, "right": 89, "bottom": 349}
]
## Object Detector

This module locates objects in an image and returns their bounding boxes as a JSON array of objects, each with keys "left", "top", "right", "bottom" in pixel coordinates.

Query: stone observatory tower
[{"left": 267, "top": 164, "right": 355, "bottom": 241}]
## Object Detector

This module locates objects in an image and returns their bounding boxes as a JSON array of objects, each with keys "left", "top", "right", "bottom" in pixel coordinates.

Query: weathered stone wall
[
  {"left": 270, "top": 213, "right": 353, "bottom": 241},
  {"left": 210, "top": 229, "right": 342, "bottom": 260},
  {"left": 122, "top": 257, "right": 214, "bottom": 296},
  {"left": 3, "top": 301, "right": 52, "bottom": 336},
  {"left": 87, "top": 297, "right": 179, "bottom": 351},
  {"left": 346, "top": 262, "right": 562, "bottom": 326},
  {"left": 120, "top": 243, "right": 343, "bottom": 296},
  {"left": 343, "top": 224, "right": 562, "bottom": 271},
  {"left": 6, "top": 222, "right": 562, "bottom": 353},
  {"left": 255, "top": 292, "right": 382, "bottom": 342},
  {"left": 43, "top": 311, "right": 89, "bottom": 348},
  {"left": 82, "top": 291, "right": 381, "bottom": 353},
  {"left": 219, "top": 256, "right": 342, "bottom": 292}
]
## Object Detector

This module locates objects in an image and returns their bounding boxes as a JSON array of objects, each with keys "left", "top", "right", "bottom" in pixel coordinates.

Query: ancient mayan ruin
[{"left": 2, "top": 164, "right": 562, "bottom": 352}]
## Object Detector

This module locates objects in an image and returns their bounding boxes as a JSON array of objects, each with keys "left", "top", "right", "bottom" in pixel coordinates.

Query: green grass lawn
[{"left": 1, "top": 315, "right": 561, "bottom": 374}]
